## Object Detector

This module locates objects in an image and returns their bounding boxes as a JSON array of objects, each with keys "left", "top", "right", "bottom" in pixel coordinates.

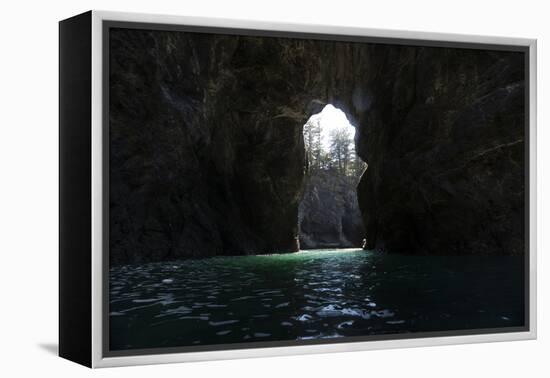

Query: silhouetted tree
[
  {"left": 329, "top": 128, "right": 353, "bottom": 175},
  {"left": 303, "top": 116, "right": 322, "bottom": 171},
  {"left": 304, "top": 114, "right": 365, "bottom": 178}
]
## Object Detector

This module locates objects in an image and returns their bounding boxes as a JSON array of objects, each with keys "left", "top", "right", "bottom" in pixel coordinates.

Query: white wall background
[{"left": 0, "top": 0, "right": 546, "bottom": 376}]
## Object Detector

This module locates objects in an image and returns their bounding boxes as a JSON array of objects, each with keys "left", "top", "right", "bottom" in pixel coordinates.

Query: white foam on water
[
  {"left": 341, "top": 308, "right": 368, "bottom": 318},
  {"left": 316, "top": 304, "right": 342, "bottom": 317},
  {"left": 296, "top": 314, "right": 313, "bottom": 322},
  {"left": 313, "top": 287, "right": 342, "bottom": 293},
  {"left": 337, "top": 320, "right": 354, "bottom": 329}
]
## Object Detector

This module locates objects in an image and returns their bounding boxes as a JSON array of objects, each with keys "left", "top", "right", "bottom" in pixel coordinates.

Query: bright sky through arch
[{"left": 307, "top": 104, "right": 355, "bottom": 150}]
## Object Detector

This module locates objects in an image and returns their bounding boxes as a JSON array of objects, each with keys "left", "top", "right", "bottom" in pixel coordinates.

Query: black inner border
[{"left": 102, "top": 20, "right": 531, "bottom": 358}]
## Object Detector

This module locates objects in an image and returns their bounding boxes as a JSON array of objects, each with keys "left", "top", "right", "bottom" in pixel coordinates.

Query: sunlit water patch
[{"left": 109, "top": 249, "right": 524, "bottom": 350}]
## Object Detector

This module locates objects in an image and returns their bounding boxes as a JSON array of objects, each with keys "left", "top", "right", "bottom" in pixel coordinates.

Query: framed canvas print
[{"left": 59, "top": 10, "right": 537, "bottom": 368}]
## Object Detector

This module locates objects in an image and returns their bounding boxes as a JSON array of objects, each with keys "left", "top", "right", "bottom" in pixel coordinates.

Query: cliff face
[
  {"left": 354, "top": 47, "right": 526, "bottom": 256},
  {"left": 109, "top": 28, "right": 525, "bottom": 264},
  {"left": 109, "top": 30, "right": 308, "bottom": 264},
  {"left": 299, "top": 170, "right": 365, "bottom": 249}
]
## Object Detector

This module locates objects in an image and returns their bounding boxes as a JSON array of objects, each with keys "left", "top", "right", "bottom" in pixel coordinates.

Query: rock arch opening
[{"left": 298, "top": 104, "right": 367, "bottom": 249}]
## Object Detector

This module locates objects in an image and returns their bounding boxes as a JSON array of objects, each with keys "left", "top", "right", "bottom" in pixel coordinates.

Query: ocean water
[{"left": 109, "top": 249, "right": 525, "bottom": 350}]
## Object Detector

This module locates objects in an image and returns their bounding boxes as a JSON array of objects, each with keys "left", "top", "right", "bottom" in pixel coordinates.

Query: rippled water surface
[{"left": 110, "top": 249, "right": 525, "bottom": 350}]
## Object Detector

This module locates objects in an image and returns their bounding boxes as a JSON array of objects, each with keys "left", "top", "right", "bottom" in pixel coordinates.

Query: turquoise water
[{"left": 109, "top": 249, "right": 525, "bottom": 350}]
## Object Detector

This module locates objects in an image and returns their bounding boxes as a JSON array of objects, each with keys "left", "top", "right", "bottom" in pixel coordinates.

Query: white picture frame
[{"left": 59, "top": 10, "right": 537, "bottom": 368}]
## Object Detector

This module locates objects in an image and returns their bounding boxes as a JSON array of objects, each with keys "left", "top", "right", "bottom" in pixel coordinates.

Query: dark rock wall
[
  {"left": 109, "top": 28, "right": 525, "bottom": 264},
  {"left": 354, "top": 46, "right": 526, "bottom": 256},
  {"left": 110, "top": 30, "right": 309, "bottom": 264}
]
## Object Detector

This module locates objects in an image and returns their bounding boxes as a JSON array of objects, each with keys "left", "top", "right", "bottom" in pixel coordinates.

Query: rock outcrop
[
  {"left": 109, "top": 28, "right": 526, "bottom": 264},
  {"left": 299, "top": 170, "right": 365, "bottom": 249},
  {"left": 354, "top": 47, "right": 526, "bottom": 256},
  {"left": 109, "top": 30, "right": 308, "bottom": 264}
]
